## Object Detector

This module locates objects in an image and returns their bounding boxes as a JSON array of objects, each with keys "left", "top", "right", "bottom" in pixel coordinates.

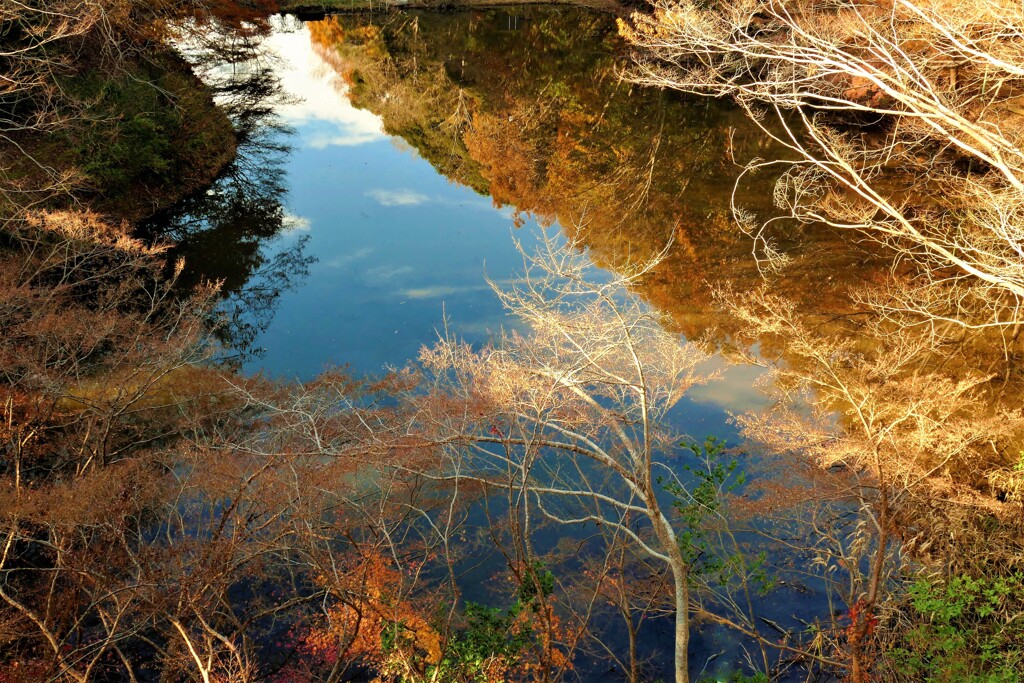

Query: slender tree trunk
[
  {"left": 672, "top": 562, "right": 690, "bottom": 683},
  {"left": 850, "top": 488, "right": 889, "bottom": 683},
  {"left": 648, "top": 490, "right": 690, "bottom": 683},
  {"left": 627, "top": 612, "right": 639, "bottom": 683}
]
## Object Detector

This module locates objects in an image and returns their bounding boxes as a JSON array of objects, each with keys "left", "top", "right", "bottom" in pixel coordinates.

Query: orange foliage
[
  {"left": 464, "top": 108, "right": 554, "bottom": 222},
  {"left": 308, "top": 16, "right": 347, "bottom": 50},
  {"left": 303, "top": 9, "right": 898, "bottom": 357},
  {"left": 303, "top": 551, "right": 442, "bottom": 677}
]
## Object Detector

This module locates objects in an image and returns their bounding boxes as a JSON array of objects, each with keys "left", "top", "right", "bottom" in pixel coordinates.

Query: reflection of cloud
[
  {"left": 309, "top": 132, "right": 381, "bottom": 148},
  {"left": 360, "top": 190, "right": 514, "bottom": 214},
  {"left": 366, "top": 189, "right": 430, "bottom": 207},
  {"left": 364, "top": 265, "right": 414, "bottom": 282},
  {"left": 398, "top": 276, "right": 531, "bottom": 300},
  {"left": 263, "top": 17, "right": 385, "bottom": 148},
  {"left": 399, "top": 284, "right": 489, "bottom": 299},
  {"left": 281, "top": 212, "right": 311, "bottom": 233},
  {"left": 688, "top": 357, "right": 772, "bottom": 415},
  {"left": 325, "top": 247, "right": 374, "bottom": 268}
]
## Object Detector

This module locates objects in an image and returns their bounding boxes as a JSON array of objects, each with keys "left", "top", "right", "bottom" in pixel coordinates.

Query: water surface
[{"left": 146, "top": 7, "right": 880, "bottom": 678}]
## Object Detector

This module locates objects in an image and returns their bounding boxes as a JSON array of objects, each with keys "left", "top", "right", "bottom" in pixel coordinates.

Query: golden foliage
[
  {"left": 622, "top": 0, "right": 1024, "bottom": 332},
  {"left": 305, "top": 552, "right": 443, "bottom": 678}
]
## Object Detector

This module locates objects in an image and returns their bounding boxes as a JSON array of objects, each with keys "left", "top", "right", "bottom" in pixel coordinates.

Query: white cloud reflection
[
  {"left": 263, "top": 17, "right": 385, "bottom": 148},
  {"left": 363, "top": 264, "right": 415, "bottom": 282},
  {"left": 281, "top": 211, "right": 311, "bottom": 233},
  {"left": 398, "top": 284, "right": 489, "bottom": 300},
  {"left": 324, "top": 247, "right": 374, "bottom": 269},
  {"left": 365, "top": 188, "right": 431, "bottom": 207},
  {"left": 397, "top": 277, "right": 528, "bottom": 300},
  {"left": 687, "top": 357, "right": 772, "bottom": 415}
]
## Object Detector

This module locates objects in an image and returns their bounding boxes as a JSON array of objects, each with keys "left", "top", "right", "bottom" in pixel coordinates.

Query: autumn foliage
[{"left": 301, "top": 552, "right": 444, "bottom": 677}]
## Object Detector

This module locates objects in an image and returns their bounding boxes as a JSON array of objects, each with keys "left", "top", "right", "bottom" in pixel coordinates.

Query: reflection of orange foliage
[
  {"left": 309, "top": 17, "right": 389, "bottom": 98},
  {"left": 523, "top": 605, "right": 575, "bottom": 675},
  {"left": 309, "top": 17, "right": 385, "bottom": 60},
  {"left": 304, "top": 551, "right": 441, "bottom": 675},
  {"left": 301, "top": 10, "right": 882, "bottom": 346},
  {"left": 464, "top": 108, "right": 553, "bottom": 221},
  {"left": 309, "top": 18, "right": 356, "bottom": 88},
  {"left": 308, "top": 16, "right": 345, "bottom": 47}
]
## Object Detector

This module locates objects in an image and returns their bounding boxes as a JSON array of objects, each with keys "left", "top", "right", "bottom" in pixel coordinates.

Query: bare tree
[
  {"left": 620, "top": 0, "right": 1024, "bottom": 332},
  {"left": 409, "top": 234, "right": 718, "bottom": 682},
  {"left": 722, "top": 286, "right": 1023, "bottom": 680},
  {"left": 618, "top": 5, "right": 1024, "bottom": 675}
]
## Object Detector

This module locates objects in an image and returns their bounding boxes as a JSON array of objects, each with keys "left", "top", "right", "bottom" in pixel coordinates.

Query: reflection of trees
[
  {"left": 312, "top": 8, "right": 1024, "bottom": 678},
  {"left": 415, "top": 238, "right": 712, "bottom": 683},
  {"left": 314, "top": 4, "right": 1024, "bottom": 537},
  {"left": 0, "top": 218, "right": 457, "bottom": 678},
  {"left": 308, "top": 8, "right": 881, "bottom": 342},
  {"left": 616, "top": 0, "right": 1024, "bottom": 524},
  {"left": 624, "top": 0, "right": 1024, "bottom": 332},
  {"left": 141, "top": 40, "right": 314, "bottom": 361},
  {"left": 0, "top": 0, "right": 258, "bottom": 220},
  {"left": 617, "top": 2, "right": 1024, "bottom": 678},
  {"left": 309, "top": 15, "right": 488, "bottom": 193}
]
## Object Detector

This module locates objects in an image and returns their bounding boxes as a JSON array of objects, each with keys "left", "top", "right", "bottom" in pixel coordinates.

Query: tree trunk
[
  {"left": 627, "top": 612, "right": 639, "bottom": 683},
  {"left": 672, "top": 562, "right": 690, "bottom": 683},
  {"left": 648, "top": 493, "right": 690, "bottom": 683},
  {"left": 850, "top": 488, "right": 890, "bottom": 683}
]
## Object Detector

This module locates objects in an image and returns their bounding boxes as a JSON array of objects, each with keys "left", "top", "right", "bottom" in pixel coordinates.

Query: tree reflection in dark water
[
  {"left": 307, "top": 7, "right": 883, "bottom": 346},
  {"left": 304, "top": 10, "right": 852, "bottom": 680},
  {"left": 142, "top": 35, "right": 314, "bottom": 363},
  {"left": 301, "top": 9, "right": 1024, "bottom": 680}
]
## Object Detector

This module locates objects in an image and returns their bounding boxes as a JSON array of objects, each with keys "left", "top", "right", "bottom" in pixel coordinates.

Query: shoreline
[
  {"left": 279, "top": 0, "right": 630, "bottom": 18},
  {"left": 0, "top": 52, "right": 237, "bottom": 227}
]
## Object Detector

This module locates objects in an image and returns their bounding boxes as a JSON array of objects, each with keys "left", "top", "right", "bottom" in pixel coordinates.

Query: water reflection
[
  {"left": 138, "top": 7, "right": 1023, "bottom": 679},
  {"left": 144, "top": 22, "right": 315, "bottom": 361},
  {"left": 303, "top": 2, "right": 1024, "bottom": 493},
  {"left": 292, "top": 10, "right": 845, "bottom": 680},
  {"left": 302, "top": 10, "right": 1024, "bottom": 679},
  {"left": 177, "top": 16, "right": 555, "bottom": 377},
  {"left": 150, "top": 6, "right": 878, "bottom": 379},
  {"left": 143, "top": 133, "right": 314, "bottom": 361},
  {"left": 306, "top": 7, "right": 890, "bottom": 345}
]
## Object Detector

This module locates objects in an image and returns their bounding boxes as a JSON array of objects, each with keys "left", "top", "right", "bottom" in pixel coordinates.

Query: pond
[{"left": 145, "top": 6, "right": 878, "bottom": 679}]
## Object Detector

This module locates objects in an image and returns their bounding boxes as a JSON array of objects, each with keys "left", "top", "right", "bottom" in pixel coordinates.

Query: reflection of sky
[
  {"left": 263, "top": 17, "right": 386, "bottom": 148},
  {"left": 247, "top": 21, "right": 540, "bottom": 379},
  {"left": 238, "top": 20, "right": 817, "bottom": 678},
  {"left": 688, "top": 355, "right": 772, "bottom": 415},
  {"left": 246, "top": 20, "right": 771, "bottom": 437}
]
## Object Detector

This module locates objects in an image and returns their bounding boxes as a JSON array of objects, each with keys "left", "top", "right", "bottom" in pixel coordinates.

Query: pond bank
[
  {"left": 1, "top": 49, "right": 236, "bottom": 225},
  {"left": 279, "top": 0, "right": 628, "bottom": 18}
]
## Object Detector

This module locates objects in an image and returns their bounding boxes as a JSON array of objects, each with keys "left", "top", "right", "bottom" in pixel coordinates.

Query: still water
[
  {"left": 150, "top": 7, "right": 803, "bottom": 429},
  {"left": 146, "top": 7, "right": 864, "bottom": 678},
  {"left": 157, "top": 4, "right": 875, "bottom": 372}
]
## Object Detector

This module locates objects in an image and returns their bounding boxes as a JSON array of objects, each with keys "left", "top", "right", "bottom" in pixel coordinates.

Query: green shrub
[{"left": 889, "top": 573, "right": 1024, "bottom": 682}]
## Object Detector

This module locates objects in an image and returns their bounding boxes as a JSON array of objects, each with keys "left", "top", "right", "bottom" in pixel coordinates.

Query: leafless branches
[
  {"left": 621, "top": 0, "right": 1024, "bottom": 332},
  {"left": 411, "top": 233, "right": 724, "bottom": 682},
  {"left": 720, "top": 284, "right": 1024, "bottom": 678}
]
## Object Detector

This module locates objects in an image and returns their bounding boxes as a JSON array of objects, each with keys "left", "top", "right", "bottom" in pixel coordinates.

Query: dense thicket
[{"left": 0, "top": 0, "right": 288, "bottom": 221}]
